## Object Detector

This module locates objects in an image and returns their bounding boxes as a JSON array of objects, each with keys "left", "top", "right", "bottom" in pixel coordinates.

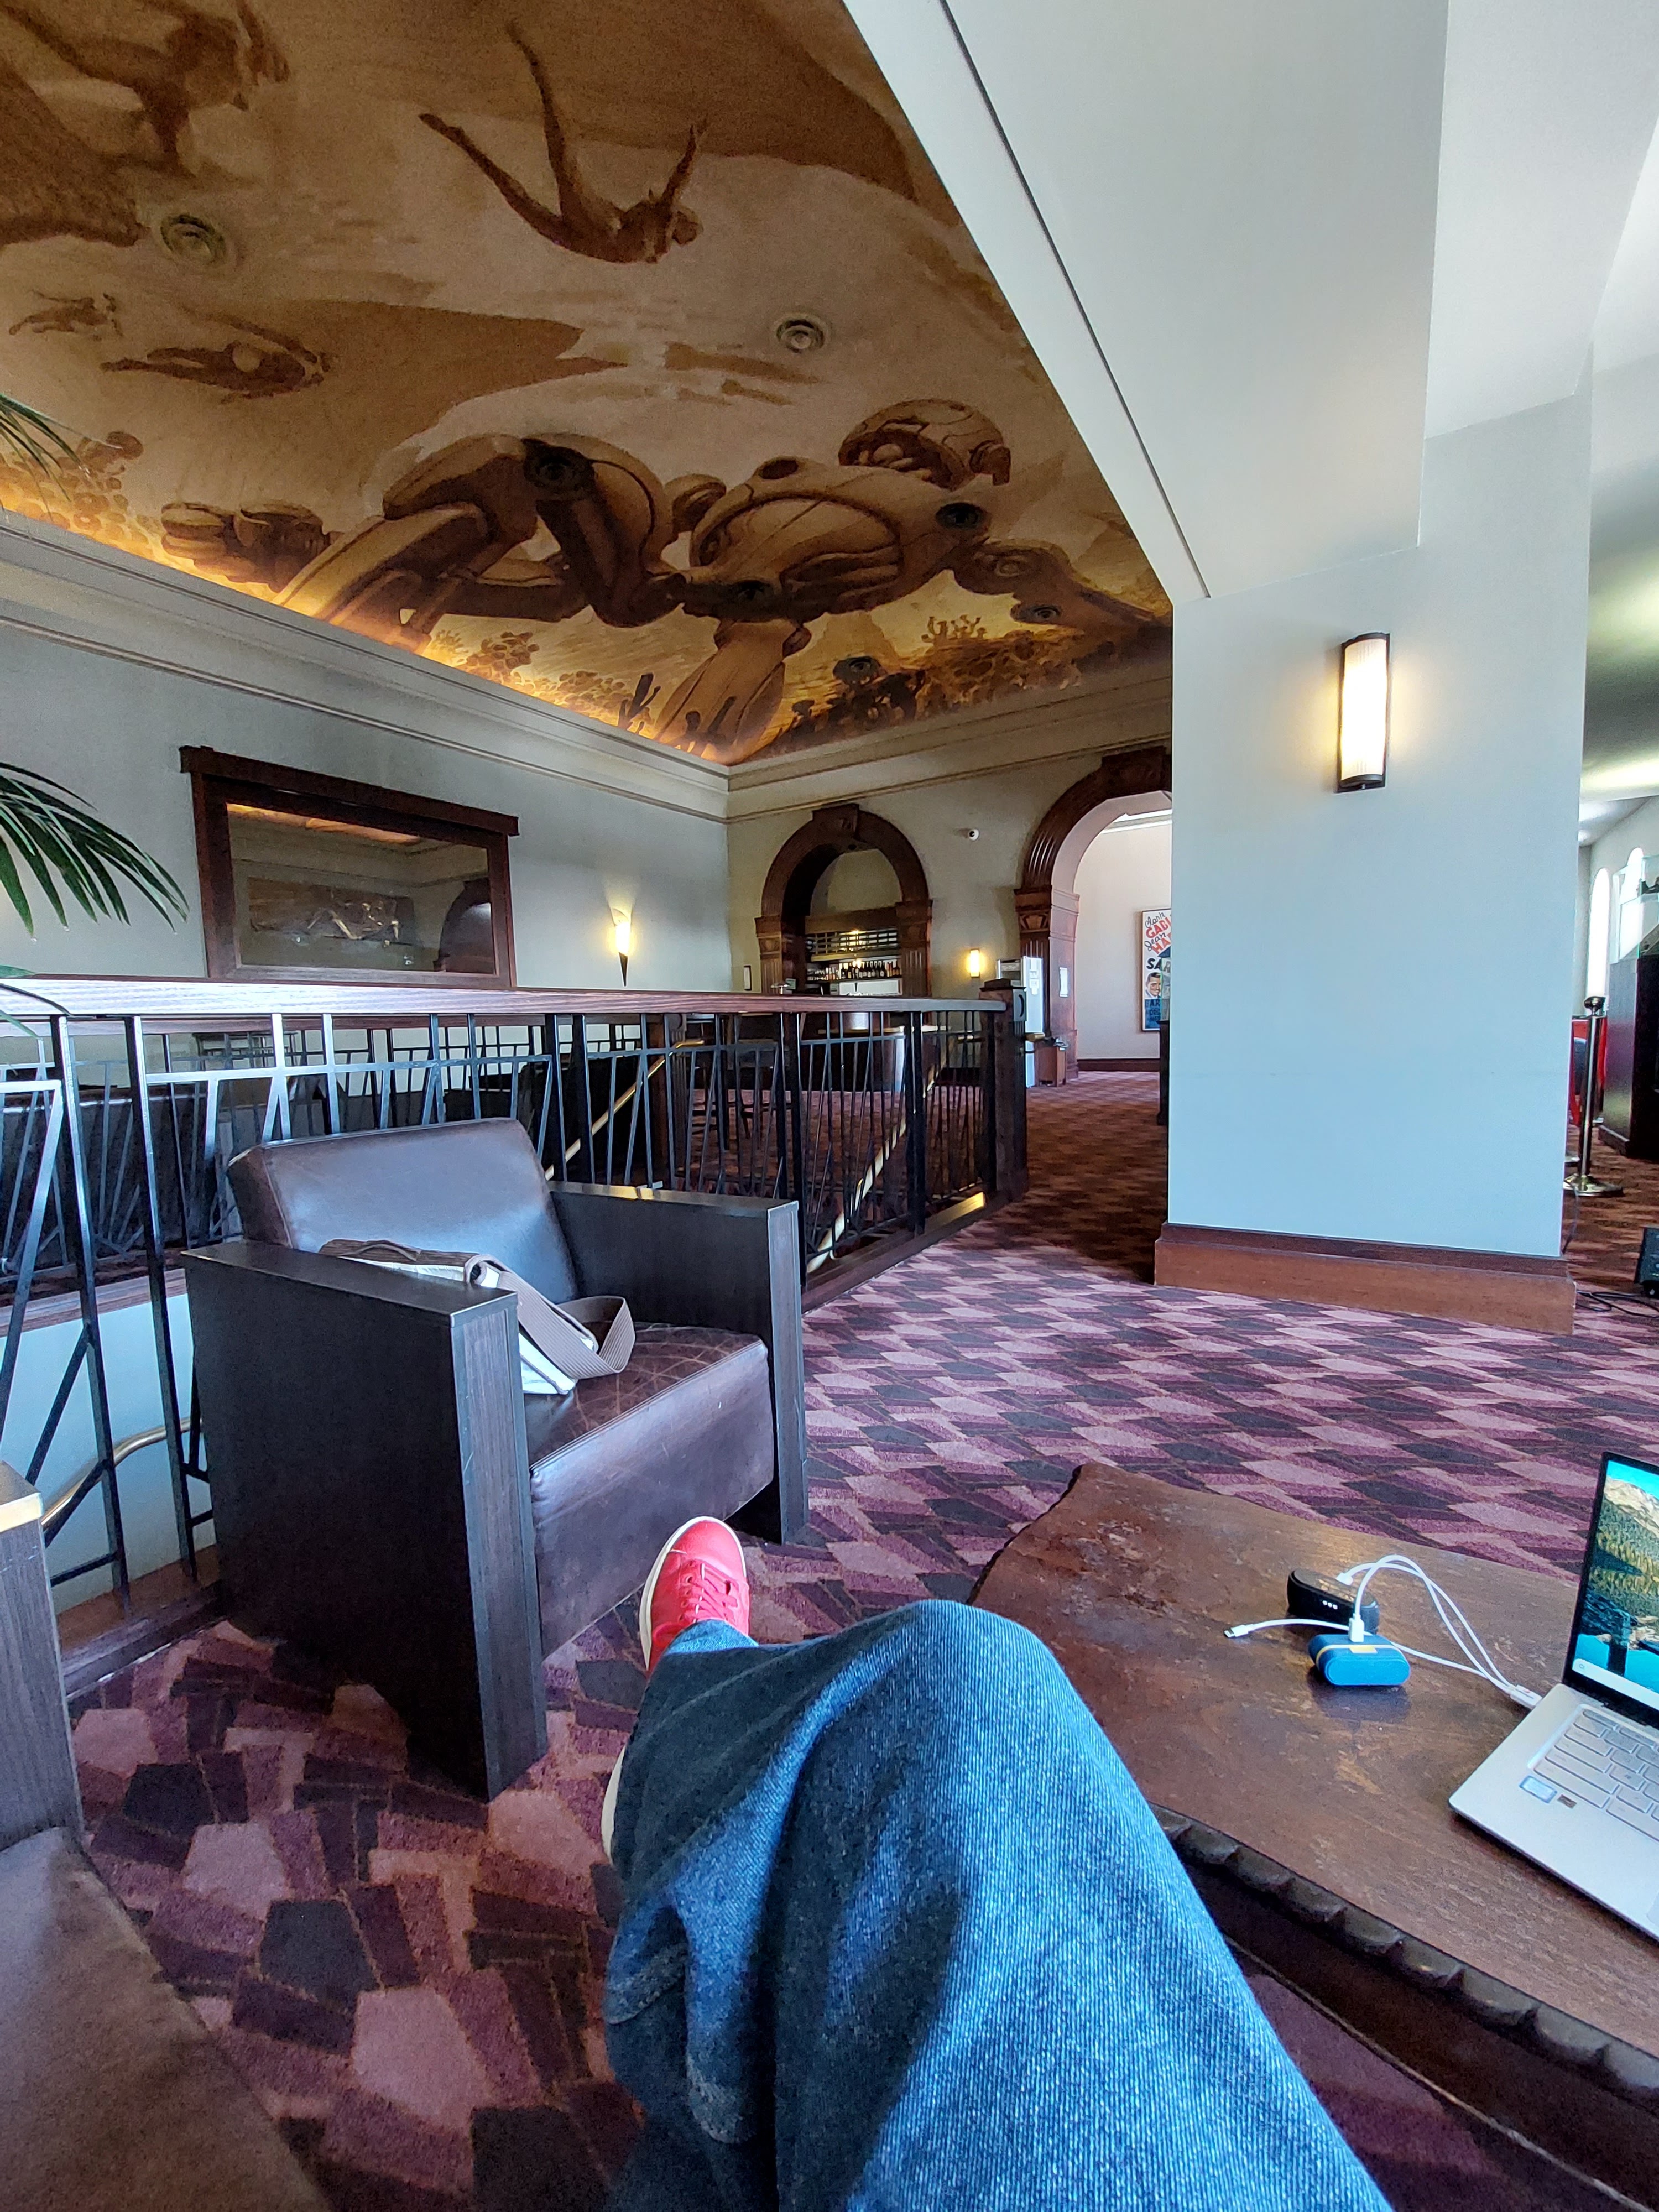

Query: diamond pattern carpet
[{"left": 69, "top": 1077, "right": 1659, "bottom": 2209}]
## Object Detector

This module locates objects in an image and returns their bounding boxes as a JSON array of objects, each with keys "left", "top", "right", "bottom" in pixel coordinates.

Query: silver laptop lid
[{"left": 1566, "top": 1452, "right": 1659, "bottom": 1729}]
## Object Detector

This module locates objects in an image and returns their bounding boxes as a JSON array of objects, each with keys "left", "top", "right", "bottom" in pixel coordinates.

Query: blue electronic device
[{"left": 1308, "top": 1632, "right": 1411, "bottom": 1688}]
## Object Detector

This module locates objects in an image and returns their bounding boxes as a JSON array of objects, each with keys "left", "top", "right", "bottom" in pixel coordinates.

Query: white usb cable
[{"left": 1225, "top": 1553, "right": 1540, "bottom": 1711}]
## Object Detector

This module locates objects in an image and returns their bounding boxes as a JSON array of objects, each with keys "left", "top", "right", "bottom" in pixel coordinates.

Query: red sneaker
[{"left": 638, "top": 1516, "right": 750, "bottom": 1672}]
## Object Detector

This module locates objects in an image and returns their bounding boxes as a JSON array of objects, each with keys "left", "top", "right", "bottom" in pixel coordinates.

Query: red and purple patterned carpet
[{"left": 69, "top": 1077, "right": 1659, "bottom": 2210}]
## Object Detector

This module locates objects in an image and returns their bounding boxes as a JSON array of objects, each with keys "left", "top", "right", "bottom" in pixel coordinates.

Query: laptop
[{"left": 1451, "top": 1450, "right": 1659, "bottom": 1939}]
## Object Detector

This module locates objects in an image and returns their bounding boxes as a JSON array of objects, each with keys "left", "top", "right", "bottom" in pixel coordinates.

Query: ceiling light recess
[
  {"left": 774, "top": 313, "right": 828, "bottom": 354},
  {"left": 157, "top": 212, "right": 231, "bottom": 268}
]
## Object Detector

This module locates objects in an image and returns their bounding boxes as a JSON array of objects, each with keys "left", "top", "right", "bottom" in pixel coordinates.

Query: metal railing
[{"left": 0, "top": 978, "right": 1023, "bottom": 1611}]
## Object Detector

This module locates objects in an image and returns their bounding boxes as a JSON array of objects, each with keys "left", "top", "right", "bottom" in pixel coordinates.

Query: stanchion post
[{"left": 1566, "top": 995, "right": 1623, "bottom": 1198}]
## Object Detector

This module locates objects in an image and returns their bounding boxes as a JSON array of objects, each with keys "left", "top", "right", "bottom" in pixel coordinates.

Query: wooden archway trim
[
  {"left": 757, "top": 803, "right": 932, "bottom": 996},
  {"left": 1018, "top": 741, "right": 1172, "bottom": 894},
  {"left": 1015, "top": 742, "right": 1171, "bottom": 1070}
]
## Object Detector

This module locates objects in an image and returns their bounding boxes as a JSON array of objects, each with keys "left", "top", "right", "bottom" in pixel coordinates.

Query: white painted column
[{"left": 1168, "top": 392, "right": 1589, "bottom": 1261}]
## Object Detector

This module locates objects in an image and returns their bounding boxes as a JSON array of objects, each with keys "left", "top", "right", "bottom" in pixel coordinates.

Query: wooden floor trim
[
  {"left": 1154, "top": 1222, "right": 1574, "bottom": 1334},
  {"left": 801, "top": 1192, "right": 1005, "bottom": 1311},
  {"left": 57, "top": 1550, "right": 223, "bottom": 1703}
]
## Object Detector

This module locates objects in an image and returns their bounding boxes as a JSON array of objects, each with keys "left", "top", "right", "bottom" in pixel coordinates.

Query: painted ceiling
[{"left": 0, "top": 0, "right": 1170, "bottom": 762}]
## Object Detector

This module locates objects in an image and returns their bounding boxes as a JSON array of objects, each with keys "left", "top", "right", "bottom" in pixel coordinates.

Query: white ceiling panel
[
  {"left": 1426, "top": 0, "right": 1659, "bottom": 436},
  {"left": 852, "top": 0, "right": 1448, "bottom": 599}
]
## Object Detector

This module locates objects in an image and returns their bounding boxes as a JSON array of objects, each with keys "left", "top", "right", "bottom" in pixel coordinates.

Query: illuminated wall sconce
[
  {"left": 1338, "top": 633, "right": 1390, "bottom": 791},
  {"left": 966, "top": 949, "right": 985, "bottom": 979},
  {"left": 613, "top": 911, "right": 632, "bottom": 985}
]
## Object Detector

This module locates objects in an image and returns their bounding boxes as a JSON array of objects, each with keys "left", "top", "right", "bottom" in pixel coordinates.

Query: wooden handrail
[{"left": 1, "top": 975, "right": 992, "bottom": 1022}]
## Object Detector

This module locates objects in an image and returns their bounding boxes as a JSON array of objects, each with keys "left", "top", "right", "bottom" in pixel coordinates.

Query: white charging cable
[{"left": 1225, "top": 1552, "right": 1540, "bottom": 1710}]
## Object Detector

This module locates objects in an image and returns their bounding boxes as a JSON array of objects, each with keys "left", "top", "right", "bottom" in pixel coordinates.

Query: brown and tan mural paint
[{"left": 0, "top": 0, "right": 1170, "bottom": 761}]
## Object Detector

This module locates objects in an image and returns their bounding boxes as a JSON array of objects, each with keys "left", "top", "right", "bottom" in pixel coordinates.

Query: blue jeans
[{"left": 603, "top": 1601, "right": 1388, "bottom": 2212}]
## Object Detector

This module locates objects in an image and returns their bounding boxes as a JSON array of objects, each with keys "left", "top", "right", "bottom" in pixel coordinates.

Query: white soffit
[
  {"left": 839, "top": 0, "right": 1205, "bottom": 604},
  {"left": 850, "top": 0, "right": 1446, "bottom": 601},
  {"left": 1426, "top": 0, "right": 1659, "bottom": 437},
  {"left": 1596, "top": 117, "right": 1659, "bottom": 375}
]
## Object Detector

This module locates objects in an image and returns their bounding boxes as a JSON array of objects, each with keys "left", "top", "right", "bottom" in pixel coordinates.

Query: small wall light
[
  {"left": 1338, "top": 633, "right": 1390, "bottom": 791},
  {"left": 966, "top": 948, "right": 985, "bottom": 979},
  {"left": 613, "top": 911, "right": 632, "bottom": 984}
]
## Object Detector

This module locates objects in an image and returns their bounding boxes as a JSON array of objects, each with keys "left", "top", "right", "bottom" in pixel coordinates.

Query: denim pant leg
[{"left": 603, "top": 1601, "right": 1387, "bottom": 2212}]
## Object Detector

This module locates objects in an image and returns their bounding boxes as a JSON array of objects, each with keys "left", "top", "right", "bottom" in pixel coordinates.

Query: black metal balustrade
[{"left": 0, "top": 979, "right": 1025, "bottom": 1613}]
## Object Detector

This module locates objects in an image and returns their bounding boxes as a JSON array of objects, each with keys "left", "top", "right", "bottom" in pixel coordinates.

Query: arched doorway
[
  {"left": 757, "top": 804, "right": 931, "bottom": 995},
  {"left": 1016, "top": 743, "right": 1172, "bottom": 1065}
]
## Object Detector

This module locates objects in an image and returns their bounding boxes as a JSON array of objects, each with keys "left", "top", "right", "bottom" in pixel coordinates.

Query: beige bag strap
[{"left": 320, "top": 1240, "right": 634, "bottom": 1378}]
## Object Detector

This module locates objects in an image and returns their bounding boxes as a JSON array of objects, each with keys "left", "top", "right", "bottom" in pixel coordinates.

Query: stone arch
[
  {"left": 1015, "top": 743, "right": 1171, "bottom": 1057},
  {"left": 757, "top": 803, "right": 932, "bottom": 995}
]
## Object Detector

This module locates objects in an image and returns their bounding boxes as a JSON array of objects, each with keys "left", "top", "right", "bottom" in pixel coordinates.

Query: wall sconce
[
  {"left": 966, "top": 949, "right": 985, "bottom": 979},
  {"left": 613, "top": 911, "right": 632, "bottom": 985},
  {"left": 1338, "top": 633, "right": 1390, "bottom": 791}
]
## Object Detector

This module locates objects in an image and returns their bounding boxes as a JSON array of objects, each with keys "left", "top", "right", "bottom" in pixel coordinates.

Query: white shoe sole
[{"left": 601, "top": 1747, "right": 624, "bottom": 1861}]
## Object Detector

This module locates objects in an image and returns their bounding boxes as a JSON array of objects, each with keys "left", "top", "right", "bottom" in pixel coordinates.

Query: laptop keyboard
[{"left": 1533, "top": 1704, "right": 1659, "bottom": 1839}]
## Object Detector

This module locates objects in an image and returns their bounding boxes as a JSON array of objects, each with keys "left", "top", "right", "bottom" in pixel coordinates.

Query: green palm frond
[
  {"left": 0, "top": 764, "right": 186, "bottom": 935},
  {"left": 0, "top": 392, "right": 78, "bottom": 478}
]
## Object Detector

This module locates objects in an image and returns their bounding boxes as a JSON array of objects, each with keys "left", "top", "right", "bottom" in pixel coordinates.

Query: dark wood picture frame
[{"left": 181, "top": 747, "right": 518, "bottom": 987}]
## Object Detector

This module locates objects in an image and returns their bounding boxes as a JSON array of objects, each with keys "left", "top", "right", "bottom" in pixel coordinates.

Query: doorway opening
[
  {"left": 1070, "top": 802, "right": 1171, "bottom": 1068},
  {"left": 756, "top": 804, "right": 932, "bottom": 995}
]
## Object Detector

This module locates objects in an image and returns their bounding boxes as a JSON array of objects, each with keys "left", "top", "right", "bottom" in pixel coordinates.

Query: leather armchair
[{"left": 184, "top": 1119, "right": 807, "bottom": 1795}]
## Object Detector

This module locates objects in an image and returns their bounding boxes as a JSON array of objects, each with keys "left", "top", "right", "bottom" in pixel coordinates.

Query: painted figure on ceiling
[
  {"left": 420, "top": 22, "right": 701, "bottom": 266},
  {"left": 0, "top": 58, "right": 140, "bottom": 248},
  {"left": 0, "top": 0, "right": 286, "bottom": 173},
  {"left": 9, "top": 289, "right": 121, "bottom": 335},
  {"left": 104, "top": 314, "right": 327, "bottom": 398},
  {"left": 160, "top": 399, "right": 1157, "bottom": 764}
]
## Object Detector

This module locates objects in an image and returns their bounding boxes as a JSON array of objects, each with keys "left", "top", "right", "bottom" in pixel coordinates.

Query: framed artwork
[
  {"left": 1140, "top": 907, "right": 1171, "bottom": 1031},
  {"left": 181, "top": 748, "right": 518, "bottom": 985}
]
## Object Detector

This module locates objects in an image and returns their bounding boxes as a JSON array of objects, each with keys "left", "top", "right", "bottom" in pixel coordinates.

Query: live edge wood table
[{"left": 972, "top": 1463, "right": 1659, "bottom": 2208}]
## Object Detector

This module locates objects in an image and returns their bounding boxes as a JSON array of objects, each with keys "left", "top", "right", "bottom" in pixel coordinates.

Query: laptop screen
[{"left": 1567, "top": 1454, "right": 1659, "bottom": 1720}]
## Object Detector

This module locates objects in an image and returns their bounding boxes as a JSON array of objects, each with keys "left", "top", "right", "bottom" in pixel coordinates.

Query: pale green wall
[{"left": 0, "top": 602, "right": 731, "bottom": 991}]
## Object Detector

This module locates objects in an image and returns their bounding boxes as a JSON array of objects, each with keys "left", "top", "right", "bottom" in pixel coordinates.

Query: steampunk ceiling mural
[{"left": 0, "top": 0, "right": 1170, "bottom": 762}]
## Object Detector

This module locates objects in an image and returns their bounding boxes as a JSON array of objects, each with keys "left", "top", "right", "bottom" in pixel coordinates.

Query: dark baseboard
[
  {"left": 1153, "top": 1222, "right": 1574, "bottom": 1334},
  {"left": 802, "top": 1191, "right": 1005, "bottom": 1310},
  {"left": 1077, "top": 1057, "right": 1160, "bottom": 1071},
  {"left": 58, "top": 1553, "right": 224, "bottom": 1704}
]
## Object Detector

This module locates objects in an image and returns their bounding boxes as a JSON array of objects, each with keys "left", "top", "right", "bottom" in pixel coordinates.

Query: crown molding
[
  {"left": 0, "top": 508, "right": 1173, "bottom": 827},
  {"left": 0, "top": 509, "right": 728, "bottom": 822},
  {"left": 727, "top": 659, "right": 1171, "bottom": 821}
]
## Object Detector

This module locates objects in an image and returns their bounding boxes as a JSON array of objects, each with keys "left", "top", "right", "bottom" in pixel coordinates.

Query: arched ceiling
[{"left": 0, "top": 0, "right": 1170, "bottom": 762}]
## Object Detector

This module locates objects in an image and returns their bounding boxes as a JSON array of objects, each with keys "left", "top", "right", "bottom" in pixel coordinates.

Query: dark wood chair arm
[
  {"left": 548, "top": 1185, "right": 808, "bottom": 1542},
  {"left": 182, "top": 1242, "right": 546, "bottom": 1797}
]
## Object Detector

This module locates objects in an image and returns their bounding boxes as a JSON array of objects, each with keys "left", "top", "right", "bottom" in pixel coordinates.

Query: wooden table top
[{"left": 973, "top": 1462, "right": 1659, "bottom": 2058}]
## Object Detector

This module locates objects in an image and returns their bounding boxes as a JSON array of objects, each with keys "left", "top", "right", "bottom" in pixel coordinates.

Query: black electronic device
[
  {"left": 1635, "top": 1227, "right": 1659, "bottom": 1294},
  {"left": 1286, "top": 1568, "right": 1379, "bottom": 1634}
]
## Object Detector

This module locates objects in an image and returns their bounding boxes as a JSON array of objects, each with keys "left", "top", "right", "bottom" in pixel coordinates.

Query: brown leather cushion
[
  {"left": 527, "top": 1326, "right": 773, "bottom": 1651},
  {"left": 228, "top": 1118, "right": 581, "bottom": 1303},
  {"left": 0, "top": 1828, "right": 327, "bottom": 2212}
]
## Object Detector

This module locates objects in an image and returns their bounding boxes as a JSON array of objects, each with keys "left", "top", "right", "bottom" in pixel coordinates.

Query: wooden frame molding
[
  {"left": 757, "top": 802, "right": 932, "bottom": 995},
  {"left": 1154, "top": 1223, "right": 1575, "bottom": 1334},
  {"left": 181, "top": 746, "right": 518, "bottom": 987},
  {"left": 1016, "top": 741, "right": 1172, "bottom": 1058}
]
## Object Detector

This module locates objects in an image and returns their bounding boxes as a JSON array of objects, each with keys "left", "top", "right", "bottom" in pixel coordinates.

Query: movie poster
[{"left": 1141, "top": 909, "right": 1171, "bottom": 1031}]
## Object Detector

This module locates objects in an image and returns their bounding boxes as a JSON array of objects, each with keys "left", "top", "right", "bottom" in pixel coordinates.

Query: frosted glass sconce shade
[
  {"left": 1338, "top": 633, "right": 1390, "bottom": 791},
  {"left": 613, "top": 911, "right": 631, "bottom": 984},
  {"left": 967, "top": 949, "right": 984, "bottom": 979}
]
